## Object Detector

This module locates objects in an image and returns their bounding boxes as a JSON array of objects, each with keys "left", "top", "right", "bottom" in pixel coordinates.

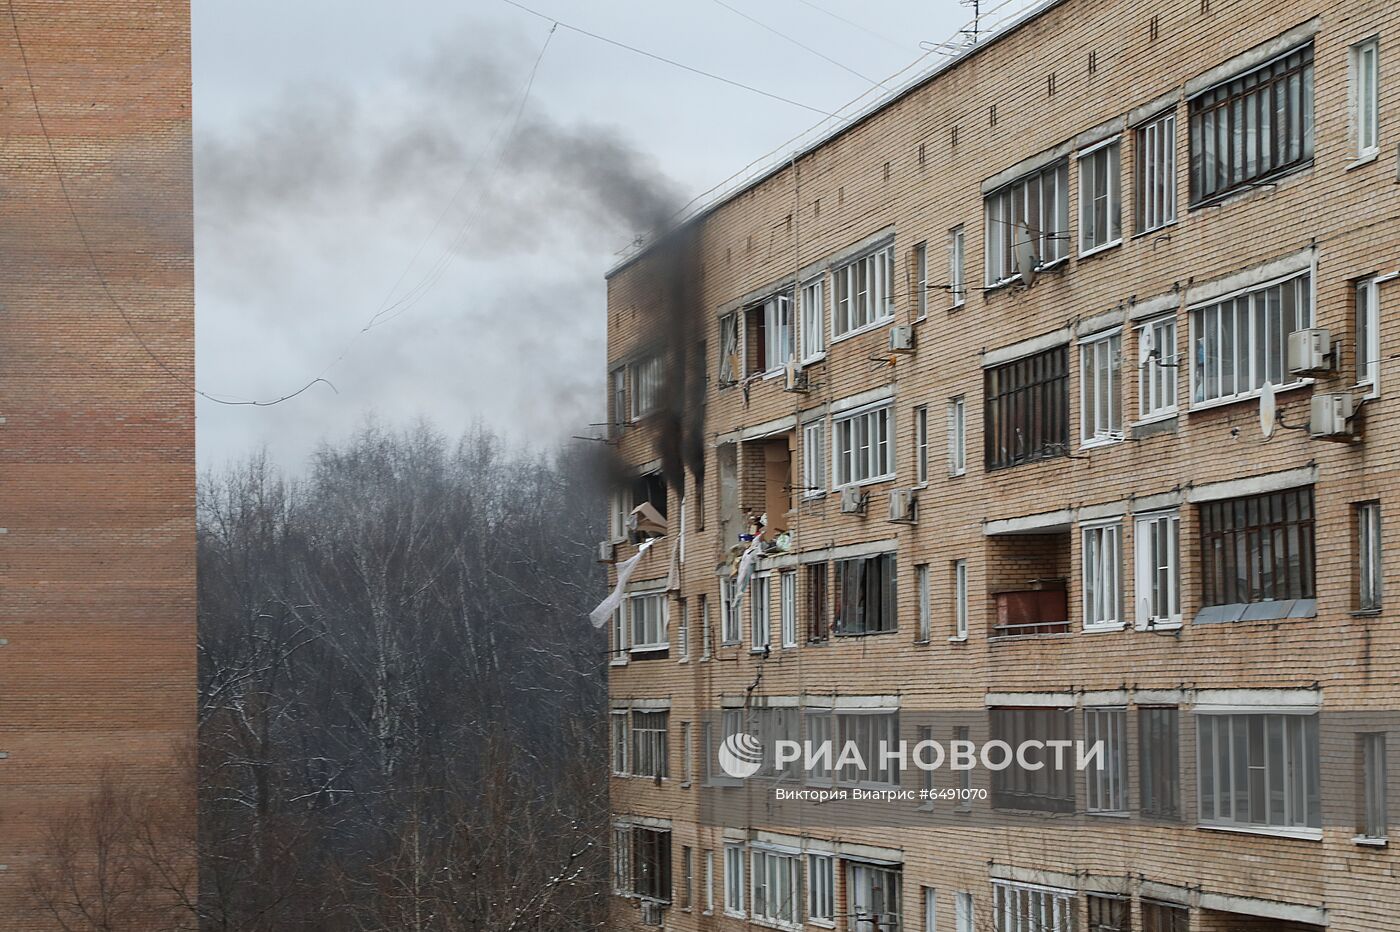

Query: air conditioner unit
[
  {"left": 1288, "top": 328, "right": 1334, "bottom": 376},
  {"left": 1309, "top": 391, "right": 1355, "bottom": 439},
  {"left": 889, "top": 325, "right": 915, "bottom": 353},
  {"left": 888, "top": 488, "right": 917, "bottom": 523},
  {"left": 640, "top": 900, "right": 666, "bottom": 927},
  {"left": 784, "top": 359, "right": 810, "bottom": 393},
  {"left": 839, "top": 486, "right": 867, "bottom": 515},
  {"left": 597, "top": 540, "right": 616, "bottom": 564}
]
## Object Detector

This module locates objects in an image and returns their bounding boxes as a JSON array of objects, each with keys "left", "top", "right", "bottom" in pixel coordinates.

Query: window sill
[
  {"left": 1188, "top": 160, "right": 1313, "bottom": 210},
  {"left": 1347, "top": 150, "right": 1380, "bottom": 171},
  {"left": 1197, "top": 822, "right": 1322, "bottom": 842},
  {"left": 984, "top": 257, "right": 1068, "bottom": 293},
  {"left": 1084, "top": 622, "right": 1126, "bottom": 633},
  {"left": 1132, "top": 410, "right": 1178, "bottom": 428},
  {"left": 1131, "top": 219, "right": 1179, "bottom": 240},
  {"left": 801, "top": 353, "right": 827, "bottom": 366},
  {"left": 830, "top": 315, "right": 896, "bottom": 346},
  {"left": 1087, "top": 809, "right": 1132, "bottom": 818},
  {"left": 1080, "top": 435, "right": 1124, "bottom": 450},
  {"left": 1078, "top": 238, "right": 1123, "bottom": 260},
  {"left": 833, "top": 628, "right": 900, "bottom": 639},
  {"left": 1353, "top": 834, "right": 1388, "bottom": 847},
  {"left": 832, "top": 473, "right": 897, "bottom": 492},
  {"left": 1351, "top": 608, "right": 1384, "bottom": 617},
  {"left": 630, "top": 644, "right": 670, "bottom": 654},
  {"left": 948, "top": 469, "right": 967, "bottom": 479},
  {"left": 948, "top": 634, "right": 969, "bottom": 644},
  {"left": 809, "top": 921, "right": 836, "bottom": 930},
  {"left": 1135, "top": 619, "right": 1183, "bottom": 631},
  {"left": 949, "top": 300, "right": 967, "bottom": 312},
  {"left": 610, "top": 658, "right": 629, "bottom": 667}
]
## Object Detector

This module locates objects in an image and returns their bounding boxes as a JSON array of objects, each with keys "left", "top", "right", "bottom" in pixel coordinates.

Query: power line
[
  {"left": 6, "top": 0, "right": 333, "bottom": 407},
  {"left": 791, "top": 0, "right": 910, "bottom": 51},
  {"left": 499, "top": 0, "right": 839, "bottom": 117},
  {"left": 707, "top": 0, "right": 887, "bottom": 89}
]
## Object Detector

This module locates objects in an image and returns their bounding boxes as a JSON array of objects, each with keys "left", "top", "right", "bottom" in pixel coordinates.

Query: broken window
[
  {"left": 746, "top": 293, "right": 793, "bottom": 376},
  {"left": 834, "top": 553, "right": 897, "bottom": 635},
  {"left": 718, "top": 313, "right": 739, "bottom": 385},
  {"left": 806, "top": 563, "right": 829, "bottom": 641},
  {"left": 627, "top": 471, "right": 668, "bottom": 541}
]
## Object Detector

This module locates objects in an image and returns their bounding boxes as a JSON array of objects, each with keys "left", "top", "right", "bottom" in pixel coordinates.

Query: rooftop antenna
[{"left": 920, "top": 0, "right": 983, "bottom": 55}]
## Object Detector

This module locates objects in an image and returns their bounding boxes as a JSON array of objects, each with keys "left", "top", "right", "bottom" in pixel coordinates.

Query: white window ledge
[
  {"left": 1135, "top": 620, "right": 1183, "bottom": 632},
  {"left": 1132, "top": 410, "right": 1178, "bottom": 428},
  {"left": 830, "top": 315, "right": 896, "bottom": 345},
  {"left": 1131, "top": 220, "right": 1179, "bottom": 240},
  {"left": 1347, "top": 150, "right": 1381, "bottom": 171},
  {"left": 1083, "top": 622, "right": 1126, "bottom": 633},
  {"left": 948, "top": 635, "right": 969, "bottom": 643},
  {"left": 1079, "top": 239, "right": 1123, "bottom": 260},
  {"left": 1197, "top": 822, "right": 1322, "bottom": 842},
  {"left": 1080, "top": 435, "right": 1125, "bottom": 450},
  {"left": 1353, "top": 834, "right": 1388, "bottom": 847},
  {"left": 1188, "top": 378, "right": 1311, "bottom": 414}
]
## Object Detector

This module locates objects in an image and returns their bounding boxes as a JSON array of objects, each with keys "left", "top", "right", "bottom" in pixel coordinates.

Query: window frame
[
  {"left": 723, "top": 843, "right": 746, "bottom": 917},
  {"left": 749, "top": 847, "right": 802, "bottom": 930},
  {"left": 947, "top": 396, "right": 966, "bottom": 476},
  {"left": 611, "top": 709, "right": 629, "bottom": 775},
  {"left": 949, "top": 226, "right": 966, "bottom": 308},
  {"left": 800, "top": 276, "right": 827, "bottom": 362},
  {"left": 1079, "top": 328, "right": 1124, "bottom": 446},
  {"left": 991, "top": 881, "right": 1073, "bottom": 932},
  {"left": 630, "top": 709, "right": 669, "bottom": 779},
  {"left": 1082, "top": 520, "right": 1123, "bottom": 630},
  {"left": 834, "top": 552, "right": 898, "bottom": 636},
  {"left": 1188, "top": 270, "right": 1314, "bottom": 409},
  {"left": 952, "top": 560, "right": 969, "bottom": 639},
  {"left": 803, "top": 419, "right": 828, "bottom": 498},
  {"left": 833, "top": 402, "right": 894, "bottom": 487},
  {"left": 1137, "top": 315, "right": 1179, "bottom": 421},
  {"left": 1187, "top": 41, "right": 1315, "bottom": 206},
  {"left": 832, "top": 243, "right": 897, "bottom": 340},
  {"left": 721, "top": 577, "right": 742, "bottom": 645},
  {"left": 808, "top": 853, "right": 836, "bottom": 927},
  {"left": 629, "top": 592, "right": 670, "bottom": 652},
  {"left": 1198, "top": 486, "right": 1315, "bottom": 610},
  {"left": 1358, "top": 500, "right": 1384, "bottom": 612},
  {"left": 914, "top": 241, "right": 929, "bottom": 319},
  {"left": 630, "top": 355, "right": 663, "bottom": 421},
  {"left": 1139, "top": 706, "right": 1181, "bottom": 820},
  {"left": 914, "top": 404, "right": 929, "bottom": 484},
  {"left": 1356, "top": 276, "right": 1381, "bottom": 398},
  {"left": 718, "top": 312, "right": 740, "bottom": 386},
  {"left": 1359, "top": 731, "right": 1389, "bottom": 842},
  {"left": 984, "top": 159, "right": 1069, "bottom": 287},
  {"left": 1351, "top": 37, "right": 1381, "bottom": 160},
  {"left": 916, "top": 563, "right": 932, "bottom": 642},
  {"left": 1078, "top": 137, "right": 1122, "bottom": 255},
  {"left": 1084, "top": 706, "right": 1128, "bottom": 814},
  {"left": 780, "top": 570, "right": 798, "bottom": 648},
  {"left": 1136, "top": 111, "right": 1178, "bottom": 233},
  {"left": 750, "top": 573, "right": 772, "bottom": 652},
  {"left": 1196, "top": 709, "right": 1321, "bottom": 836},
  {"left": 1134, "top": 510, "right": 1181, "bottom": 629},
  {"left": 984, "top": 345, "right": 1070, "bottom": 470}
]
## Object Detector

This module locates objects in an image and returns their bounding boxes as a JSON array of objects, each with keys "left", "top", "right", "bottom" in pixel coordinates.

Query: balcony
[{"left": 985, "top": 526, "right": 1071, "bottom": 640}]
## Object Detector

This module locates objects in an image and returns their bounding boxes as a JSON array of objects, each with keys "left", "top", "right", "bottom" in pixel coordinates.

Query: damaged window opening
[
  {"left": 806, "top": 562, "right": 830, "bottom": 642},
  {"left": 834, "top": 552, "right": 897, "bottom": 635},
  {"left": 627, "top": 471, "right": 668, "bottom": 542},
  {"left": 719, "top": 313, "right": 740, "bottom": 386},
  {"left": 747, "top": 292, "right": 794, "bottom": 375},
  {"left": 739, "top": 433, "right": 794, "bottom": 536}
]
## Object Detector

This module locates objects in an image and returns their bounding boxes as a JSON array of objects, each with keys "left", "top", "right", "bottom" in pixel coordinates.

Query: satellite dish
[
  {"left": 1259, "top": 382, "right": 1277, "bottom": 440},
  {"left": 1013, "top": 224, "right": 1038, "bottom": 288},
  {"left": 1138, "top": 326, "right": 1156, "bottom": 366}
]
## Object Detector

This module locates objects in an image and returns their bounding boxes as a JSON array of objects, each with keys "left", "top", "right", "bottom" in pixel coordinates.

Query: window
[
  {"left": 847, "top": 862, "right": 902, "bottom": 932},
  {"left": 632, "top": 827, "right": 672, "bottom": 901},
  {"left": 923, "top": 887, "right": 938, "bottom": 932},
  {"left": 1087, "top": 895, "right": 1129, "bottom": 932},
  {"left": 751, "top": 293, "right": 794, "bottom": 374},
  {"left": 750, "top": 848, "right": 801, "bottom": 928},
  {"left": 1082, "top": 522, "right": 1122, "bottom": 629},
  {"left": 949, "top": 226, "right": 966, "bottom": 307},
  {"left": 833, "top": 244, "right": 896, "bottom": 337},
  {"left": 955, "top": 892, "right": 974, "bottom": 932},
  {"left": 1190, "top": 272, "right": 1312, "bottom": 405},
  {"left": 610, "top": 606, "right": 627, "bottom": 661},
  {"left": 612, "top": 825, "right": 632, "bottom": 893},
  {"left": 724, "top": 844, "right": 745, "bottom": 916},
  {"left": 680, "top": 846, "right": 693, "bottom": 910},
  {"left": 680, "top": 721, "right": 693, "bottom": 784},
  {"left": 1084, "top": 707, "right": 1128, "bottom": 813},
  {"left": 1198, "top": 711, "right": 1320, "bottom": 831},
  {"left": 914, "top": 242, "right": 929, "bottom": 318},
  {"left": 1357, "top": 277, "right": 1380, "bottom": 396},
  {"left": 780, "top": 571, "right": 798, "bottom": 648},
  {"left": 610, "top": 367, "right": 627, "bottom": 436},
  {"left": 630, "top": 593, "right": 669, "bottom": 651},
  {"left": 721, "top": 578, "right": 741, "bottom": 644},
  {"left": 984, "top": 346, "right": 1069, "bottom": 470},
  {"left": 1135, "top": 510, "right": 1181, "bottom": 627},
  {"left": 815, "top": 710, "right": 900, "bottom": 786},
  {"left": 947, "top": 397, "right": 966, "bottom": 476},
  {"left": 1189, "top": 41, "right": 1314, "bottom": 203},
  {"left": 1139, "top": 707, "right": 1180, "bottom": 819},
  {"left": 801, "top": 277, "right": 826, "bottom": 361},
  {"left": 1199, "top": 487, "right": 1315, "bottom": 609},
  {"left": 631, "top": 710, "right": 669, "bottom": 779},
  {"left": 700, "top": 594, "right": 711, "bottom": 659},
  {"left": 1080, "top": 330, "right": 1122, "bottom": 443},
  {"left": 610, "top": 489, "right": 629, "bottom": 543},
  {"left": 719, "top": 313, "right": 739, "bottom": 385},
  {"left": 611, "top": 710, "right": 629, "bottom": 774},
  {"left": 808, "top": 854, "right": 835, "bottom": 925},
  {"left": 630, "top": 355, "right": 663, "bottom": 420},
  {"left": 1079, "top": 140, "right": 1121, "bottom": 253},
  {"left": 750, "top": 574, "right": 771, "bottom": 650},
  {"left": 916, "top": 564, "right": 931, "bottom": 642},
  {"left": 1352, "top": 38, "right": 1380, "bottom": 158},
  {"left": 704, "top": 849, "right": 715, "bottom": 914},
  {"left": 991, "top": 707, "right": 1074, "bottom": 812},
  {"left": 834, "top": 403, "right": 893, "bottom": 486},
  {"left": 1359, "top": 500, "right": 1384, "bottom": 611},
  {"left": 1142, "top": 902, "right": 1189, "bottom": 932},
  {"left": 677, "top": 598, "right": 690, "bottom": 660},
  {"left": 953, "top": 560, "right": 968, "bottom": 639},
  {"left": 835, "top": 553, "right": 898, "bottom": 635},
  {"left": 1137, "top": 316, "right": 1178, "bottom": 419},
  {"left": 1359, "top": 732, "right": 1388, "bottom": 840},
  {"left": 1187, "top": 40, "right": 1316, "bottom": 202},
  {"left": 992, "top": 882, "right": 1072, "bottom": 932},
  {"left": 1136, "top": 111, "right": 1177, "bottom": 232},
  {"left": 807, "top": 563, "right": 830, "bottom": 641},
  {"left": 914, "top": 405, "right": 929, "bottom": 483},
  {"left": 984, "top": 159, "right": 1069, "bottom": 285},
  {"left": 803, "top": 420, "right": 827, "bottom": 497}
]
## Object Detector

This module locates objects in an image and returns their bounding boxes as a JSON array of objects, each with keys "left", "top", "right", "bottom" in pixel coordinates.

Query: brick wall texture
[
  {"left": 606, "top": 0, "right": 1400, "bottom": 928},
  {"left": 0, "top": 1, "right": 194, "bottom": 926}
]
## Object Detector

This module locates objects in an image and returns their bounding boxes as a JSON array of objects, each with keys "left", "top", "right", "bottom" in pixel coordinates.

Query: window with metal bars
[
  {"left": 1198, "top": 487, "right": 1315, "bottom": 608},
  {"left": 1197, "top": 711, "right": 1320, "bottom": 830},
  {"left": 984, "top": 160, "right": 1069, "bottom": 285},
  {"left": 990, "top": 707, "right": 1075, "bottom": 812},
  {"left": 1087, "top": 894, "right": 1130, "bottom": 932},
  {"left": 630, "top": 710, "right": 669, "bottom": 779},
  {"left": 1084, "top": 707, "right": 1127, "bottom": 812},
  {"left": 834, "top": 553, "right": 898, "bottom": 635},
  {"left": 632, "top": 827, "right": 673, "bottom": 901},
  {"left": 1138, "top": 707, "right": 1180, "bottom": 819},
  {"left": 1142, "top": 902, "right": 1188, "bottom": 932},
  {"left": 992, "top": 881, "right": 1074, "bottom": 932},
  {"left": 984, "top": 346, "right": 1069, "bottom": 470},
  {"left": 1188, "top": 42, "right": 1314, "bottom": 204}
]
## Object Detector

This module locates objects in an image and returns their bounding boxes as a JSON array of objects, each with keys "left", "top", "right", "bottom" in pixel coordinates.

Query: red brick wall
[{"left": 0, "top": 1, "right": 194, "bottom": 926}]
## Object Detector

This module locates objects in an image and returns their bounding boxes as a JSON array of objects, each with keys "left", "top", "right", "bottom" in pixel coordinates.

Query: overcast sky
[{"left": 192, "top": 0, "right": 979, "bottom": 470}]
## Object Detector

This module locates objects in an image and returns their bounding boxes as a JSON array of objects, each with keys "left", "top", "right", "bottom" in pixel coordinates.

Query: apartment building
[
  {"left": 0, "top": 2, "right": 195, "bottom": 926},
  {"left": 603, "top": 0, "right": 1400, "bottom": 929}
]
